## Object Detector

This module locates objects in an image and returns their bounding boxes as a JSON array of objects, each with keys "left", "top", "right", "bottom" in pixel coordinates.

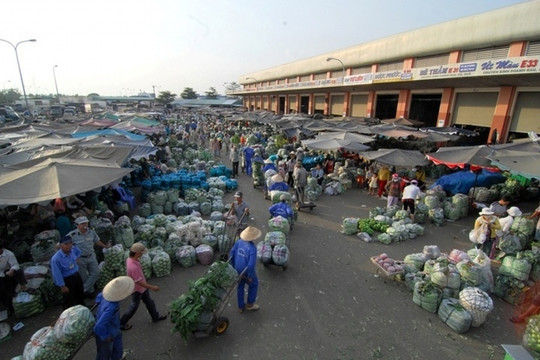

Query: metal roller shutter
[
  {"left": 330, "top": 95, "right": 344, "bottom": 116},
  {"left": 510, "top": 92, "right": 540, "bottom": 133},
  {"left": 288, "top": 95, "right": 297, "bottom": 112},
  {"left": 350, "top": 94, "right": 368, "bottom": 117},
  {"left": 452, "top": 92, "right": 498, "bottom": 127},
  {"left": 314, "top": 95, "right": 325, "bottom": 110}
]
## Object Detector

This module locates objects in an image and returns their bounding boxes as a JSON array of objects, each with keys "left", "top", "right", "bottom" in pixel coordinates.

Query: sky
[{"left": 0, "top": 0, "right": 531, "bottom": 97}]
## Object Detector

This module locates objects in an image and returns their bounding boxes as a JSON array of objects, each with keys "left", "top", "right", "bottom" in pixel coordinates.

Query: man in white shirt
[
  {"left": 0, "top": 240, "right": 28, "bottom": 315},
  {"left": 402, "top": 180, "right": 424, "bottom": 221}
]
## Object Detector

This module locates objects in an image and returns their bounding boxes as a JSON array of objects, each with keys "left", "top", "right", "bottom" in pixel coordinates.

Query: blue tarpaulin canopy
[{"left": 431, "top": 169, "right": 506, "bottom": 195}]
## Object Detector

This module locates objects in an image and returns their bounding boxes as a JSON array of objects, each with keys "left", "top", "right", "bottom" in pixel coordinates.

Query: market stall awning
[
  {"left": 359, "top": 148, "right": 430, "bottom": 167},
  {"left": 426, "top": 145, "right": 500, "bottom": 171}
]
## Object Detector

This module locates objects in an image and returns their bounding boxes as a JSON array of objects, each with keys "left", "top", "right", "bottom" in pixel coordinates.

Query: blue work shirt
[
  {"left": 229, "top": 240, "right": 257, "bottom": 279},
  {"left": 262, "top": 163, "right": 277, "bottom": 173},
  {"left": 51, "top": 246, "right": 81, "bottom": 287},
  {"left": 269, "top": 182, "right": 289, "bottom": 192},
  {"left": 269, "top": 202, "right": 294, "bottom": 219},
  {"left": 94, "top": 293, "right": 121, "bottom": 341}
]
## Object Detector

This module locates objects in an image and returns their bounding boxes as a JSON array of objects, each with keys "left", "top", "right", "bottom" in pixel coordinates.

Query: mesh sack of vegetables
[
  {"left": 152, "top": 251, "right": 172, "bottom": 277},
  {"left": 166, "top": 188, "right": 180, "bottom": 202},
  {"left": 139, "top": 203, "right": 152, "bottom": 217},
  {"left": 217, "top": 235, "right": 233, "bottom": 254},
  {"left": 448, "top": 249, "right": 470, "bottom": 264},
  {"left": 492, "top": 274, "right": 525, "bottom": 302},
  {"left": 467, "top": 248, "right": 494, "bottom": 292},
  {"left": 413, "top": 280, "right": 441, "bottom": 313},
  {"left": 257, "top": 242, "right": 273, "bottom": 263},
  {"left": 164, "top": 233, "right": 186, "bottom": 259},
  {"left": 176, "top": 245, "right": 197, "bottom": 268},
  {"left": 510, "top": 217, "right": 535, "bottom": 239},
  {"left": 414, "top": 203, "right": 429, "bottom": 224},
  {"left": 424, "top": 195, "right": 440, "bottom": 210},
  {"left": 500, "top": 233, "right": 525, "bottom": 255},
  {"left": 135, "top": 224, "right": 156, "bottom": 244},
  {"left": 102, "top": 244, "right": 125, "bottom": 271},
  {"left": 405, "top": 272, "right": 429, "bottom": 292},
  {"left": 174, "top": 201, "right": 190, "bottom": 216},
  {"left": 404, "top": 253, "right": 429, "bottom": 273},
  {"left": 13, "top": 291, "right": 45, "bottom": 318},
  {"left": 393, "top": 210, "right": 410, "bottom": 221},
  {"left": 498, "top": 255, "right": 532, "bottom": 282},
  {"left": 113, "top": 223, "right": 134, "bottom": 250},
  {"left": 140, "top": 253, "right": 152, "bottom": 279},
  {"left": 424, "top": 260, "right": 436, "bottom": 275},
  {"left": 431, "top": 262, "right": 461, "bottom": 290},
  {"left": 92, "top": 217, "right": 114, "bottom": 245},
  {"left": 456, "top": 261, "right": 482, "bottom": 286},
  {"left": 150, "top": 203, "right": 164, "bottom": 215},
  {"left": 423, "top": 245, "right": 441, "bottom": 259},
  {"left": 268, "top": 216, "right": 290, "bottom": 234},
  {"left": 39, "top": 277, "right": 63, "bottom": 307},
  {"left": 54, "top": 305, "right": 95, "bottom": 345},
  {"left": 272, "top": 244, "right": 289, "bottom": 266},
  {"left": 211, "top": 200, "right": 225, "bottom": 213},
  {"left": 201, "top": 234, "right": 218, "bottom": 249},
  {"left": 357, "top": 232, "right": 373, "bottom": 243},
  {"left": 531, "top": 263, "right": 540, "bottom": 283},
  {"left": 196, "top": 244, "right": 214, "bottom": 265},
  {"left": 341, "top": 218, "right": 359, "bottom": 235},
  {"left": 23, "top": 326, "right": 74, "bottom": 360},
  {"left": 524, "top": 314, "right": 540, "bottom": 355},
  {"left": 452, "top": 193, "right": 469, "bottom": 218},
  {"left": 264, "top": 231, "right": 287, "bottom": 246},
  {"left": 428, "top": 207, "right": 445, "bottom": 226},
  {"left": 130, "top": 215, "right": 146, "bottom": 232},
  {"left": 270, "top": 190, "right": 291, "bottom": 204},
  {"left": 437, "top": 298, "right": 473, "bottom": 334},
  {"left": 443, "top": 202, "right": 460, "bottom": 221},
  {"left": 376, "top": 233, "right": 391, "bottom": 245},
  {"left": 210, "top": 211, "right": 223, "bottom": 222},
  {"left": 459, "top": 287, "right": 493, "bottom": 327},
  {"left": 213, "top": 221, "right": 226, "bottom": 236},
  {"left": 199, "top": 201, "right": 212, "bottom": 216}
]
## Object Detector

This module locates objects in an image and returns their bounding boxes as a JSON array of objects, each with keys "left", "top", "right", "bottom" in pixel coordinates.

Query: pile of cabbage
[
  {"left": 20, "top": 305, "right": 95, "bottom": 360},
  {"left": 396, "top": 245, "right": 495, "bottom": 333},
  {"left": 365, "top": 207, "right": 425, "bottom": 245}
]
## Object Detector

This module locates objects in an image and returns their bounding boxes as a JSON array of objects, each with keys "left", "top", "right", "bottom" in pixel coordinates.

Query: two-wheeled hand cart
[
  {"left": 193, "top": 268, "right": 246, "bottom": 338},
  {"left": 294, "top": 186, "right": 316, "bottom": 211}
]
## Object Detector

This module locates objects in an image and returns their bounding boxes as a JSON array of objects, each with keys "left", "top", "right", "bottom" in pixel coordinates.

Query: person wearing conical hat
[
  {"left": 94, "top": 276, "right": 134, "bottom": 360},
  {"left": 473, "top": 208, "right": 501, "bottom": 259},
  {"left": 229, "top": 226, "right": 262, "bottom": 312},
  {"left": 268, "top": 173, "right": 289, "bottom": 192}
]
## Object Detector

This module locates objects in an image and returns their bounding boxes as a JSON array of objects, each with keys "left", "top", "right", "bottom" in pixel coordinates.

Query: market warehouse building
[{"left": 235, "top": 1, "right": 540, "bottom": 144}]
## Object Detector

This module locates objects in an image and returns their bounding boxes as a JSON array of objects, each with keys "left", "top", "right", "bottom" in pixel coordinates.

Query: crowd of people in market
[{"left": 1, "top": 108, "right": 540, "bottom": 359}]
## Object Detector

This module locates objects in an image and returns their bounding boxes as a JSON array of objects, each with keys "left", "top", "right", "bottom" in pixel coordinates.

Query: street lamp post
[
  {"left": 326, "top": 57, "right": 346, "bottom": 117},
  {"left": 0, "top": 38, "right": 37, "bottom": 117},
  {"left": 53, "top": 65, "right": 60, "bottom": 102},
  {"left": 326, "top": 57, "right": 345, "bottom": 84}
]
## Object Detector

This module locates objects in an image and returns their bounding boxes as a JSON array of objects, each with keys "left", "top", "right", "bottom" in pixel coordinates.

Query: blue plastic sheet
[{"left": 430, "top": 169, "right": 506, "bottom": 195}]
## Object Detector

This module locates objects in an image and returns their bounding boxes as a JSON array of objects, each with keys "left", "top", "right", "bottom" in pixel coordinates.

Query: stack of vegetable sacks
[
  {"left": 524, "top": 314, "right": 540, "bottom": 356},
  {"left": 170, "top": 261, "right": 238, "bottom": 340},
  {"left": 305, "top": 177, "right": 322, "bottom": 202},
  {"left": 96, "top": 244, "right": 126, "bottom": 290},
  {"left": 494, "top": 250, "right": 535, "bottom": 304},
  {"left": 149, "top": 248, "right": 172, "bottom": 277},
  {"left": 268, "top": 216, "right": 290, "bottom": 235},
  {"left": 257, "top": 231, "right": 289, "bottom": 266},
  {"left": 22, "top": 305, "right": 95, "bottom": 359},
  {"left": 13, "top": 291, "right": 45, "bottom": 318},
  {"left": 31, "top": 230, "right": 59, "bottom": 263}
]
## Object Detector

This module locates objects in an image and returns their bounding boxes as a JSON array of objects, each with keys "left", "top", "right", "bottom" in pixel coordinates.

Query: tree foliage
[
  {"left": 0, "top": 89, "right": 22, "bottom": 104},
  {"left": 156, "top": 90, "right": 177, "bottom": 105},
  {"left": 205, "top": 87, "right": 218, "bottom": 99},
  {"left": 87, "top": 93, "right": 100, "bottom": 98},
  {"left": 223, "top": 82, "right": 241, "bottom": 93},
  {"left": 180, "top": 87, "right": 198, "bottom": 99}
]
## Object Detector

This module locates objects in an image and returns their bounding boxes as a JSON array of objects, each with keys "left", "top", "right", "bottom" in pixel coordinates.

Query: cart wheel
[
  {"left": 309, "top": 206, "right": 314, "bottom": 211},
  {"left": 282, "top": 265, "right": 288, "bottom": 271},
  {"left": 213, "top": 317, "right": 229, "bottom": 335},
  {"left": 263, "top": 262, "right": 269, "bottom": 267}
]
